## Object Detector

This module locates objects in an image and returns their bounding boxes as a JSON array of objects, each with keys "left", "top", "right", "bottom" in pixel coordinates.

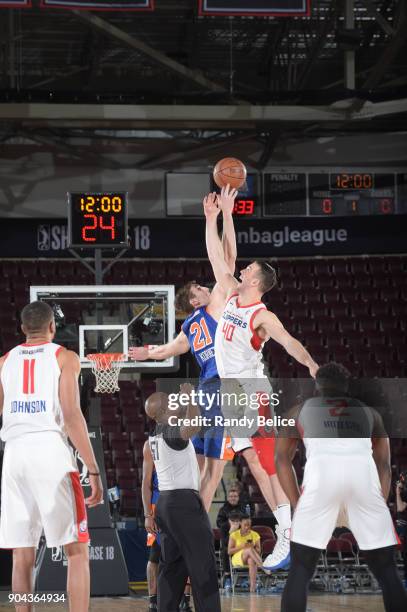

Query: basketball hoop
[{"left": 87, "top": 353, "right": 126, "bottom": 394}]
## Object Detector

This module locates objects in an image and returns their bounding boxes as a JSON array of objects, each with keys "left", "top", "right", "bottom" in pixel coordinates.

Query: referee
[{"left": 145, "top": 384, "right": 221, "bottom": 612}]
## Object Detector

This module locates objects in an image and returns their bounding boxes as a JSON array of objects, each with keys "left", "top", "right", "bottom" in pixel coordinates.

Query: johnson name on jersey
[{"left": 0, "top": 342, "right": 65, "bottom": 442}]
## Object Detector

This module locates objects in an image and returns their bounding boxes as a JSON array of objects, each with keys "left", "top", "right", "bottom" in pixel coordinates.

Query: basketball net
[{"left": 87, "top": 353, "right": 126, "bottom": 394}]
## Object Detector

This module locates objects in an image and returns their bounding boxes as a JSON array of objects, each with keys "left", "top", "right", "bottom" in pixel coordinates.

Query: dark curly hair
[{"left": 316, "top": 362, "right": 351, "bottom": 394}]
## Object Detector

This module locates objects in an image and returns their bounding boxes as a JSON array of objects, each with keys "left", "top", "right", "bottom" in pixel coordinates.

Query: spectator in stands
[
  {"left": 217, "top": 488, "right": 250, "bottom": 588},
  {"left": 396, "top": 474, "right": 407, "bottom": 588},
  {"left": 228, "top": 515, "right": 263, "bottom": 592},
  {"left": 229, "top": 479, "right": 253, "bottom": 514}
]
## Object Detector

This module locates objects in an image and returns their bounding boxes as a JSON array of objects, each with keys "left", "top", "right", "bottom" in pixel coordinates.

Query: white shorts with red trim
[
  {"left": 231, "top": 437, "right": 253, "bottom": 454},
  {"left": 291, "top": 454, "right": 398, "bottom": 551},
  {"left": 0, "top": 431, "right": 89, "bottom": 548}
]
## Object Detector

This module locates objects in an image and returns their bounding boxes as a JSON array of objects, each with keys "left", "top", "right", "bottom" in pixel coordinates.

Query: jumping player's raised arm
[
  {"left": 204, "top": 188, "right": 239, "bottom": 296},
  {"left": 58, "top": 348, "right": 103, "bottom": 507},
  {"left": 221, "top": 189, "right": 238, "bottom": 275},
  {"left": 129, "top": 331, "right": 190, "bottom": 362},
  {"left": 253, "top": 309, "right": 318, "bottom": 378}
]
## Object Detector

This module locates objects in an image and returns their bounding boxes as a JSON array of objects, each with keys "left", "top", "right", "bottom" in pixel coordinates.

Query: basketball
[{"left": 213, "top": 157, "right": 247, "bottom": 190}]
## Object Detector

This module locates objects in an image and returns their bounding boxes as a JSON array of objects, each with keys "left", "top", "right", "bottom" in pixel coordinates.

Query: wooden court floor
[{"left": 0, "top": 594, "right": 386, "bottom": 611}]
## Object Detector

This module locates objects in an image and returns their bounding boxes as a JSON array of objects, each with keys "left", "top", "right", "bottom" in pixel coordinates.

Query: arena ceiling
[{"left": 0, "top": 0, "right": 406, "bottom": 169}]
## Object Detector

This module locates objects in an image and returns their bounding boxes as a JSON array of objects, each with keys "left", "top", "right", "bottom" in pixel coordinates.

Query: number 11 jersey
[{"left": 0, "top": 341, "right": 65, "bottom": 442}]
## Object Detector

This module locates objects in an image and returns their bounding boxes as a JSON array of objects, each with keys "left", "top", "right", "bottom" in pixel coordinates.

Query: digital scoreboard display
[
  {"left": 68, "top": 192, "right": 129, "bottom": 248},
  {"left": 263, "top": 173, "right": 307, "bottom": 216},
  {"left": 165, "top": 172, "right": 260, "bottom": 217},
  {"left": 263, "top": 172, "right": 404, "bottom": 217},
  {"left": 211, "top": 173, "right": 260, "bottom": 216},
  {"left": 166, "top": 170, "right": 405, "bottom": 218},
  {"left": 308, "top": 174, "right": 396, "bottom": 216}
]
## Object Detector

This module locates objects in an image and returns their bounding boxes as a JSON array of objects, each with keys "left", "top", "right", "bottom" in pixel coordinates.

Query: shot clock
[
  {"left": 68, "top": 192, "right": 129, "bottom": 248},
  {"left": 210, "top": 173, "right": 259, "bottom": 216}
]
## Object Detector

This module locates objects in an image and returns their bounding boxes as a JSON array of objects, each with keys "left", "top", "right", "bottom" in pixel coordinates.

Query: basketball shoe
[{"left": 263, "top": 526, "right": 290, "bottom": 572}]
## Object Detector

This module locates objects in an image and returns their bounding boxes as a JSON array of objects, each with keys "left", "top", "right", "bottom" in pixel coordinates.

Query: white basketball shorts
[
  {"left": 231, "top": 437, "right": 253, "bottom": 454},
  {"left": 291, "top": 453, "right": 398, "bottom": 550},
  {"left": 0, "top": 431, "right": 89, "bottom": 548}
]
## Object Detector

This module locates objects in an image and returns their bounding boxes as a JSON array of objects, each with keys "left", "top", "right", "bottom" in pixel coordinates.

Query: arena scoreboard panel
[
  {"left": 264, "top": 172, "right": 404, "bottom": 217},
  {"left": 68, "top": 192, "right": 129, "bottom": 248},
  {"left": 166, "top": 171, "right": 406, "bottom": 218}
]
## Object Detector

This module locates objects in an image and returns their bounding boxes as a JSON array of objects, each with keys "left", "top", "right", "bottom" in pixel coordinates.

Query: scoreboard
[
  {"left": 308, "top": 173, "right": 396, "bottom": 216},
  {"left": 166, "top": 170, "right": 406, "bottom": 218}
]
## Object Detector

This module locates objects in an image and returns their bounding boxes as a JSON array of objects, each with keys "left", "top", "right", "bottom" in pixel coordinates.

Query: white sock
[{"left": 274, "top": 503, "right": 291, "bottom": 531}]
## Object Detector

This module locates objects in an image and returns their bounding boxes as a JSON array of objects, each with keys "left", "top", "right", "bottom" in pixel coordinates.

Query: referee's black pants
[{"left": 155, "top": 489, "right": 221, "bottom": 612}]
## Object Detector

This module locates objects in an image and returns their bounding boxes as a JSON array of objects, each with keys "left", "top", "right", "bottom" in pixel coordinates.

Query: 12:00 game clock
[{"left": 68, "top": 192, "right": 129, "bottom": 248}]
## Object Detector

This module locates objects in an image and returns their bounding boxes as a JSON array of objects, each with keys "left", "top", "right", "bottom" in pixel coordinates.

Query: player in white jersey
[
  {"left": 276, "top": 362, "right": 407, "bottom": 612},
  {"left": 204, "top": 186, "right": 319, "bottom": 571},
  {"left": 0, "top": 301, "right": 103, "bottom": 612}
]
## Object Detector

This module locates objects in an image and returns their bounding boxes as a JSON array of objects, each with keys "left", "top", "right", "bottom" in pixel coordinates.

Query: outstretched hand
[
  {"left": 203, "top": 192, "right": 220, "bottom": 220},
  {"left": 129, "top": 346, "right": 149, "bottom": 361},
  {"left": 217, "top": 184, "right": 238, "bottom": 215}
]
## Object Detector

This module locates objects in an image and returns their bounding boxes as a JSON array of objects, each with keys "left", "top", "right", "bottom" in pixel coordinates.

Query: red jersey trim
[
  {"left": 249, "top": 306, "right": 266, "bottom": 351},
  {"left": 55, "top": 346, "right": 65, "bottom": 357},
  {"left": 236, "top": 297, "right": 263, "bottom": 309},
  {"left": 69, "top": 472, "right": 89, "bottom": 544}
]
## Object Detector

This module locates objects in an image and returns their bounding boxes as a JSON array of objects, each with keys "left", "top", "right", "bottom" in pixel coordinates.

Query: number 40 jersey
[
  {"left": 215, "top": 293, "right": 267, "bottom": 379},
  {"left": 182, "top": 307, "right": 218, "bottom": 381},
  {"left": 0, "top": 342, "right": 65, "bottom": 442}
]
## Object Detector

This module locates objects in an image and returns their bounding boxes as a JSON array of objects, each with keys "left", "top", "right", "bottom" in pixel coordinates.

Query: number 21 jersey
[{"left": 182, "top": 307, "right": 218, "bottom": 380}]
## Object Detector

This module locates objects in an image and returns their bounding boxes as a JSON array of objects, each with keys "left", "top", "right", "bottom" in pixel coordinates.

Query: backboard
[{"left": 29, "top": 285, "right": 176, "bottom": 371}]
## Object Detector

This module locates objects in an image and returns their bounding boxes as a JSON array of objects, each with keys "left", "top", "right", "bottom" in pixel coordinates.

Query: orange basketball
[{"left": 213, "top": 157, "right": 247, "bottom": 190}]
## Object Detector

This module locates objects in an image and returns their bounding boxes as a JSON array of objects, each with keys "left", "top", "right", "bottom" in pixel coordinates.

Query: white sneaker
[{"left": 263, "top": 526, "right": 291, "bottom": 573}]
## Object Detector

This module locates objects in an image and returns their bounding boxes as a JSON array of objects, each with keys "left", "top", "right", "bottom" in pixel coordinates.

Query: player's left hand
[
  {"left": 217, "top": 184, "right": 238, "bottom": 215},
  {"left": 203, "top": 192, "right": 220, "bottom": 219},
  {"left": 86, "top": 474, "right": 104, "bottom": 507},
  {"left": 145, "top": 515, "right": 158, "bottom": 535}
]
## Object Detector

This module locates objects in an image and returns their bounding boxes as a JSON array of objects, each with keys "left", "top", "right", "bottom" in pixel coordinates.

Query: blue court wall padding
[
  {"left": 198, "top": 0, "right": 311, "bottom": 17},
  {"left": 40, "top": 0, "right": 153, "bottom": 10},
  {"left": 0, "top": 0, "right": 31, "bottom": 6},
  {"left": 118, "top": 527, "right": 149, "bottom": 581}
]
